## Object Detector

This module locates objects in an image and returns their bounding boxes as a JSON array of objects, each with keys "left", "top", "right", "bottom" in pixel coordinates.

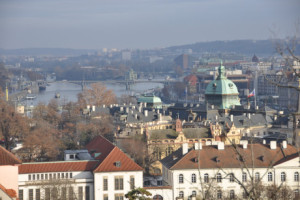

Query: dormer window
[{"left": 115, "top": 161, "right": 121, "bottom": 167}]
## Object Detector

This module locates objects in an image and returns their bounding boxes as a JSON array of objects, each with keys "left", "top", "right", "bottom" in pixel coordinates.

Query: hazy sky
[{"left": 0, "top": 0, "right": 299, "bottom": 49}]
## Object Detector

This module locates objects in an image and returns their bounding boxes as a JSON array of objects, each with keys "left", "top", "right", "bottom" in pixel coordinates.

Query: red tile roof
[
  {"left": 0, "top": 184, "right": 17, "bottom": 198},
  {"left": 93, "top": 147, "right": 143, "bottom": 172},
  {"left": 86, "top": 135, "right": 115, "bottom": 160},
  {"left": 161, "top": 144, "right": 298, "bottom": 170},
  {"left": 0, "top": 145, "right": 22, "bottom": 165},
  {"left": 19, "top": 160, "right": 99, "bottom": 174}
]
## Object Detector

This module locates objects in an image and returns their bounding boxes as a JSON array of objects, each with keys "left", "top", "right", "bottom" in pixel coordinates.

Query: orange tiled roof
[
  {"left": 19, "top": 160, "right": 99, "bottom": 174},
  {"left": 86, "top": 135, "right": 115, "bottom": 160},
  {"left": 0, "top": 184, "right": 17, "bottom": 198},
  {"left": 93, "top": 147, "right": 143, "bottom": 172},
  {"left": 0, "top": 145, "right": 22, "bottom": 165},
  {"left": 161, "top": 144, "right": 298, "bottom": 170}
]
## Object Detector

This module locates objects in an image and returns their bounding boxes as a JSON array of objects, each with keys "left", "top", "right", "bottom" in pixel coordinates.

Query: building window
[
  {"left": 62, "top": 173, "right": 64, "bottom": 179},
  {"left": 103, "top": 177, "right": 108, "bottom": 191},
  {"left": 70, "top": 172, "right": 73, "bottom": 178},
  {"left": 78, "top": 186, "right": 83, "bottom": 200},
  {"left": 115, "top": 194, "right": 124, "bottom": 200},
  {"left": 19, "top": 189, "right": 23, "bottom": 200},
  {"left": 52, "top": 188, "right": 58, "bottom": 199},
  {"left": 115, "top": 176, "right": 124, "bottom": 190},
  {"left": 28, "top": 174, "right": 31, "bottom": 181},
  {"left": 103, "top": 194, "right": 108, "bottom": 200},
  {"left": 61, "top": 188, "right": 67, "bottom": 200},
  {"left": 242, "top": 172, "right": 247, "bottom": 182},
  {"left": 70, "top": 154, "right": 74, "bottom": 159},
  {"left": 268, "top": 172, "right": 273, "bottom": 182},
  {"left": 29, "top": 189, "right": 33, "bottom": 200},
  {"left": 33, "top": 174, "right": 35, "bottom": 180},
  {"left": 58, "top": 173, "right": 60, "bottom": 179},
  {"left": 37, "top": 174, "right": 39, "bottom": 180},
  {"left": 45, "top": 188, "right": 50, "bottom": 200},
  {"left": 294, "top": 189, "right": 299, "bottom": 199},
  {"left": 179, "top": 191, "right": 184, "bottom": 198},
  {"left": 255, "top": 172, "right": 260, "bottom": 182},
  {"left": 217, "top": 190, "right": 222, "bottom": 199},
  {"left": 36, "top": 189, "right": 40, "bottom": 200},
  {"left": 204, "top": 173, "right": 209, "bottom": 183},
  {"left": 45, "top": 174, "right": 48, "bottom": 180},
  {"left": 192, "top": 191, "right": 196, "bottom": 197},
  {"left": 49, "top": 174, "right": 52, "bottom": 179},
  {"left": 53, "top": 173, "right": 56, "bottom": 179},
  {"left": 217, "top": 173, "right": 222, "bottom": 183},
  {"left": 66, "top": 173, "right": 68, "bottom": 178},
  {"left": 294, "top": 172, "right": 299, "bottom": 182},
  {"left": 68, "top": 187, "right": 74, "bottom": 200},
  {"left": 85, "top": 186, "right": 90, "bottom": 200},
  {"left": 229, "top": 190, "right": 235, "bottom": 199},
  {"left": 191, "top": 173, "right": 196, "bottom": 183},
  {"left": 130, "top": 176, "right": 135, "bottom": 190},
  {"left": 41, "top": 174, "right": 44, "bottom": 180},
  {"left": 229, "top": 173, "right": 234, "bottom": 182},
  {"left": 179, "top": 174, "right": 184, "bottom": 183},
  {"left": 281, "top": 172, "right": 286, "bottom": 182},
  {"left": 166, "top": 147, "right": 173, "bottom": 156}
]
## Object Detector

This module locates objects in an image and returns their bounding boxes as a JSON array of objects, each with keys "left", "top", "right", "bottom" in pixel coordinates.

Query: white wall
[{"left": 94, "top": 171, "right": 143, "bottom": 200}]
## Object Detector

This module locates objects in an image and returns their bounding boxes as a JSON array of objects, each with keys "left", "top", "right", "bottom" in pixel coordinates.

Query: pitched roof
[
  {"left": 0, "top": 184, "right": 17, "bottom": 199},
  {"left": 86, "top": 135, "right": 143, "bottom": 172},
  {"left": 19, "top": 160, "right": 99, "bottom": 174},
  {"left": 161, "top": 144, "right": 298, "bottom": 170},
  {"left": 85, "top": 135, "right": 115, "bottom": 160},
  {"left": 0, "top": 145, "right": 22, "bottom": 165},
  {"left": 93, "top": 147, "right": 143, "bottom": 172}
]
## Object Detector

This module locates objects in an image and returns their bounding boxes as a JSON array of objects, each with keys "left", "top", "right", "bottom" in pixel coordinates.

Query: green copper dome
[
  {"left": 137, "top": 94, "right": 162, "bottom": 108},
  {"left": 205, "top": 62, "right": 240, "bottom": 109}
]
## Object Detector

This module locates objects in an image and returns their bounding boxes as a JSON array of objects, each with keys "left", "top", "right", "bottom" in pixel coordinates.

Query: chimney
[
  {"left": 211, "top": 105, "right": 214, "bottom": 109},
  {"left": 256, "top": 106, "right": 259, "bottom": 110},
  {"left": 194, "top": 142, "right": 202, "bottom": 150},
  {"left": 92, "top": 105, "right": 95, "bottom": 112},
  {"left": 263, "top": 139, "right": 266, "bottom": 144},
  {"left": 120, "top": 107, "right": 124, "bottom": 112},
  {"left": 270, "top": 141, "right": 277, "bottom": 150},
  {"left": 157, "top": 109, "right": 160, "bottom": 114},
  {"left": 144, "top": 102, "right": 147, "bottom": 107},
  {"left": 240, "top": 140, "right": 248, "bottom": 149},
  {"left": 159, "top": 113, "right": 162, "bottom": 121},
  {"left": 135, "top": 114, "right": 138, "bottom": 119},
  {"left": 230, "top": 114, "right": 233, "bottom": 122},
  {"left": 247, "top": 113, "right": 251, "bottom": 119},
  {"left": 132, "top": 105, "right": 135, "bottom": 109},
  {"left": 103, "top": 105, "right": 106, "bottom": 108},
  {"left": 182, "top": 143, "right": 188, "bottom": 155},
  {"left": 217, "top": 142, "right": 224, "bottom": 150},
  {"left": 282, "top": 140, "right": 287, "bottom": 149},
  {"left": 87, "top": 105, "right": 90, "bottom": 110},
  {"left": 126, "top": 107, "right": 129, "bottom": 113},
  {"left": 274, "top": 115, "right": 277, "bottom": 121},
  {"left": 110, "top": 104, "right": 113, "bottom": 108},
  {"left": 131, "top": 110, "right": 133, "bottom": 114},
  {"left": 144, "top": 110, "right": 148, "bottom": 117},
  {"left": 138, "top": 106, "right": 142, "bottom": 113}
]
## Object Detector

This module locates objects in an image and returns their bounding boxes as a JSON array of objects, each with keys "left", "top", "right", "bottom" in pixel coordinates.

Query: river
[{"left": 25, "top": 80, "right": 164, "bottom": 106}]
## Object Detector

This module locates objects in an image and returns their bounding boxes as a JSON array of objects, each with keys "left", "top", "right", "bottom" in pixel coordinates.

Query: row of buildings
[{"left": 1, "top": 135, "right": 299, "bottom": 200}]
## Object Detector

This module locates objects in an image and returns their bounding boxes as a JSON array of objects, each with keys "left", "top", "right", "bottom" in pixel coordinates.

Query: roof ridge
[{"left": 93, "top": 146, "right": 117, "bottom": 172}]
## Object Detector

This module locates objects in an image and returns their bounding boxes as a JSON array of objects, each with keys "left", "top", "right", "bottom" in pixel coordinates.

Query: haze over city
[{"left": 1, "top": 0, "right": 300, "bottom": 49}]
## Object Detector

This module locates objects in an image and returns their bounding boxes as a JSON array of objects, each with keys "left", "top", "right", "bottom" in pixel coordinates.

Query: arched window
[
  {"left": 229, "top": 173, "right": 234, "bottom": 182},
  {"left": 217, "top": 173, "right": 222, "bottom": 183},
  {"left": 154, "top": 147, "right": 161, "bottom": 160},
  {"left": 255, "top": 172, "right": 260, "bottom": 182},
  {"left": 268, "top": 172, "right": 273, "bottom": 182},
  {"left": 179, "top": 174, "right": 184, "bottom": 183},
  {"left": 294, "top": 172, "right": 299, "bottom": 182},
  {"left": 229, "top": 190, "right": 235, "bottom": 199},
  {"left": 217, "top": 190, "right": 222, "bottom": 199},
  {"left": 153, "top": 195, "right": 163, "bottom": 200},
  {"left": 191, "top": 174, "right": 196, "bottom": 183},
  {"left": 294, "top": 189, "right": 299, "bottom": 199},
  {"left": 179, "top": 191, "right": 184, "bottom": 198},
  {"left": 204, "top": 173, "right": 209, "bottom": 183},
  {"left": 281, "top": 172, "right": 286, "bottom": 182},
  {"left": 192, "top": 191, "right": 196, "bottom": 197},
  {"left": 242, "top": 172, "right": 247, "bottom": 182}
]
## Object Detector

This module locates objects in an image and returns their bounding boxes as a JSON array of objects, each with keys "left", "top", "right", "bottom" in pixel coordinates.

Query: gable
[{"left": 93, "top": 147, "right": 143, "bottom": 172}]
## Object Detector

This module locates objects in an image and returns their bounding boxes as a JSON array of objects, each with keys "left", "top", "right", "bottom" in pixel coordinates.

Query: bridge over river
[{"left": 57, "top": 78, "right": 178, "bottom": 90}]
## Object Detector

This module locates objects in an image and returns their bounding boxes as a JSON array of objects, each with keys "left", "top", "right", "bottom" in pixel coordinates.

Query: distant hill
[
  {"left": 0, "top": 48, "right": 96, "bottom": 56},
  {"left": 167, "top": 39, "right": 300, "bottom": 56}
]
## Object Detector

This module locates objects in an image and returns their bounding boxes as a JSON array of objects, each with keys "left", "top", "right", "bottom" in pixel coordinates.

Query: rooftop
[{"left": 0, "top": 145, "right": 22, "bottom": 166}]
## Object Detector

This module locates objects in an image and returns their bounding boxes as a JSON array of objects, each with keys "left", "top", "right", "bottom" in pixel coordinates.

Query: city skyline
[{"left": 0, "top": 0, "right": 299, "bottom": 50}]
